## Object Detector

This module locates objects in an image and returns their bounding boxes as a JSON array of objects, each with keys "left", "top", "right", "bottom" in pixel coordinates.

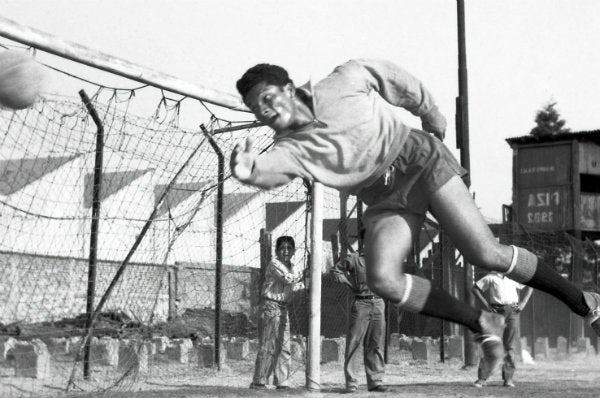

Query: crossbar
[{"left": 0, "top": 16, "right": 249, "bottom": 111}]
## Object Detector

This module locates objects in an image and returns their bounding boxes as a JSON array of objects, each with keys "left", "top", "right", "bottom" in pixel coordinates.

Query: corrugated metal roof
[{"left": 506, "top": 130, "right": 600, "bottom": 146}]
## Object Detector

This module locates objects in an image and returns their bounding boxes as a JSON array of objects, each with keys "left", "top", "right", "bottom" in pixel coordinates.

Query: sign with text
[
  {"left": 581, "top": 193, "right": 600, "bottom": 231},
  {"left": 516, "top": 186, "right": 571, "bottom": 230},
  {"left": 516, "top": 144, "right": 571, "bottom": 188},
  {"left": 579, "top": 142, "right": 600, "bottom": 175}
]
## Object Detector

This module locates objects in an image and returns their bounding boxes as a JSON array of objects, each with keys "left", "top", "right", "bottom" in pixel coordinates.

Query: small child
[{"left": 250, "top": 236, "right": 305, "bottom": 390}]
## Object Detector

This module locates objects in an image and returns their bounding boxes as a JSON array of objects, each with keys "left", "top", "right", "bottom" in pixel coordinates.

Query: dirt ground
[
  {"left": 87, "top": 352, "right": 600, "bottom": 398},
  {"left": 3, "top": 347, "right": 600, "bottom": 398}
]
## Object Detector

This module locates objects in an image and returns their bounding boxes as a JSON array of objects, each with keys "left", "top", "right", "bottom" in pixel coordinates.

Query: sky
[{"left": 1, "top": 0, "right": 600, "bottom": 220}]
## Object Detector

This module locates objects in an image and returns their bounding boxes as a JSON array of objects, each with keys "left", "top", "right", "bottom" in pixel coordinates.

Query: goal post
[{"left": 307, "top": 182, "right": 323, "bottom": 391}]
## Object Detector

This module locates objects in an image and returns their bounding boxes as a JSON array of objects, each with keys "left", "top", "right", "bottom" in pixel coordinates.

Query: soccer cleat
[
  {"left": 503, "top": 380, "right": 516, "bottom": 388},
  {"left": 345, "top": 385, "right": 358, "bottom": 393},
  {"left": 583, "top": 291, "right": 600, "bottom": 336},
  {"left": 475, "top": 311, "right": 505, "bottom": 377},
  {"left": 473, "top": 379, "right": 486, "bottom": 388}
]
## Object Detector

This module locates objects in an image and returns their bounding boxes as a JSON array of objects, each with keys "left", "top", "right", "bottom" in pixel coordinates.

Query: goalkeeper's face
[{"left": 245, "top": 81, "right": 300, "bottom": 132}]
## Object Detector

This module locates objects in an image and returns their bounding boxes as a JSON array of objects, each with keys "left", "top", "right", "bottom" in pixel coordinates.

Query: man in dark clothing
[{"left": 331, "top": 229, "right": 389, "bottom": 393}]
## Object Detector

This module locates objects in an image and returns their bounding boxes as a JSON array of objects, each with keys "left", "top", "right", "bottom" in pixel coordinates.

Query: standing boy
[
  {"left": 472, "top": 272, "right": 533, "bottom": 388},
  {"left": 251, "top": 236, "right": 305, "bottom": 390}
]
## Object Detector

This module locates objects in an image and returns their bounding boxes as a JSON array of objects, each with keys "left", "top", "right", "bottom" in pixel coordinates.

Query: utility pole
[{"left": 456, "top": 0, "right": 477, "bottom": 367}]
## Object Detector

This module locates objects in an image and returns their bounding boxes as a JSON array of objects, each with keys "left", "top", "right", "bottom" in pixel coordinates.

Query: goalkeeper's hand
[
  {"left": 421, "top": 106, "right": 446, "bottom": 141},
  {"left": 230, "top": 137, "right": 256, "bottom": 181}
]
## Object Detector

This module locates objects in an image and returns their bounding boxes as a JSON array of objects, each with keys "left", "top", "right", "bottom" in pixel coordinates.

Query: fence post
[
  {"left": 79, "top": 89, "right": 104, "bottom": 380},
  {"left": 167, "top": 266, "right": 178, "bottom": 321},
  {"left": 202, "top": 126, "right": 224, "bottom": 370}
]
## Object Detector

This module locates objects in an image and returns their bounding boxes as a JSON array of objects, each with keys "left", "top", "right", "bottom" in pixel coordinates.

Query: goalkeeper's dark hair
[
  {"left": 237, "top": 63, "right": 293, "bottom": 100},
  {"left": 276, "top": 235, "right": 295, "bottom": 251}
]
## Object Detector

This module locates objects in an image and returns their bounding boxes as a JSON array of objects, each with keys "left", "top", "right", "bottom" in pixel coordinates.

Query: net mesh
[{"left": 0, "top": 45, "right": 319, "bottom": 396}]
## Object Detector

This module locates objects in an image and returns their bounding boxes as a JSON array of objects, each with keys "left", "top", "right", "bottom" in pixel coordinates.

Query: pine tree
[{"left": 529, "top": 102, "right": 570, "bottom": 137}]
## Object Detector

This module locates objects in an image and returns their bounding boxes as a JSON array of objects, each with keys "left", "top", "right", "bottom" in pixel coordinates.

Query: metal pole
[
  {"left": 571, "top": 142, "right": 584, "bottom": 342},
  {"left": 456, "top": 0, "right": 477, "bottom": 367},
  {"left": 0, "top": 16, "right": 248, "bottom": 111},
  {"left": 79, "top": 89, "right": 103, "bottom": 380},
  {"left": 211, "top": 121, "right": 265, "bottom": 134},
  {"left": 306, "top": 182, "right": 323, "bottom": 392},
  {"left": 439, "top": 231, "right": 446, "bottom": 363},
  {"left": 456, "top": 0, "right": 470, "bottom": 175},
  {"left": 202, "top": 126, "right": 224, "bottom": 370},
  {"left": 66, "top": 111, "right": 209, "bottom": 391}
]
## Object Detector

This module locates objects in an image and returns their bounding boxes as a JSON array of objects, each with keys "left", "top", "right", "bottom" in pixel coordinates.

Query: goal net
[{"left": 0, "top": 39, "right": 326, "bottom": 396}]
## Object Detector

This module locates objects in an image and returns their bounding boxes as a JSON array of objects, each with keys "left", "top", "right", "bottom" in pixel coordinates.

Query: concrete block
[
  {"left": 68, "top": 336, "right": 82, "bottom": 355},
  {"left": 11, "top": 339, "right": 50, "bottom": 379},
  {"left": 197, "top": 343, "right": 214, "bottom": 368},
  {"left": 147, "top": 342, "right": 157, "bottom": 356},
  {"left": 321, "top": 338, "right": 345, "bottom": 364},
  {"left": 556, "top": 336, "right": 568, "bottom": 357},
  {"left": 389, "top": 333, "right": 400, "bottom": 348},
  {"left": 248, "top": 339, "right": 259, "bottom": 355},
  {"left": 91, "top": 337, "right": 119, "bottom": 367},
  {"left": 447, "top": 335, "right": 464, "bottom": 361},
  {"left": 577, "top": 337, "right": 595, "bottom": 355},
  {"left": 398, "top": 335, "right": 413, "bottom": 351},
  {"left": 291, "top": 336, "right": 306, "bottom": 362},
  {"left": 226, "top": 338, "right": 249, "bottom": 361},
  {"left": 1, "top": 336, "right": 17, "bottom": 362},
  {"left": 534, "top": 337, "right": 549, "bottom": 359},
  {"left": 412, "top": 338, "right": 435, "bottom": 362},
  {"left": 118, "top": 341, "right": 150, "bottom": 375},
  {"left": 48, "top": 337, "right": 70, "bottom": 355},
  {"left": 152, "top": 336, "right": 169, "bottom": 354},
  {"left": 166, "top": 338, "right": 193, "bottom": 364},
  {"left": 197, "top": 342, "right": 226, "bottom": 368}
]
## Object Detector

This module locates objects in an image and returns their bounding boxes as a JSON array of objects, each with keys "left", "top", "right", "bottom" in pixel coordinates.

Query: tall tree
[{"left": 529, "top": 101, "right": 570, "bottom": 137}]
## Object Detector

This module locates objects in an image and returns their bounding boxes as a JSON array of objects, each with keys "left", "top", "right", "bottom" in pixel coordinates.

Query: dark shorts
[{"left": 357, "top": 129, "right": 467, "bottom": 218}]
